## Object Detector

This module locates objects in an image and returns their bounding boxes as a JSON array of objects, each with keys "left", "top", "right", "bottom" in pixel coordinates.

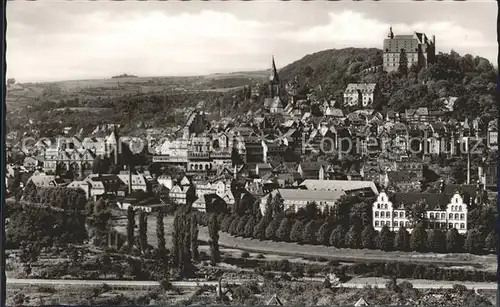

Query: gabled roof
[
  {"left": 277, "top": 188, "right": 345, "bottom": 202},
  {"left": 298, "top": 162, "right": 325, "bottom": 172},
  {"left": 443, "top": 184, "right": 477, "bottom": 204},
  {"left": 300, "top": 179, "right": 379, "bottom": 195},
  {"left": 386, "top": 171, "right": 420, "bottom": 182},
  {"left": 391, "top": 192, "right": 453, "bottom": 210},
  {"left": 266, "top": 294, "right": 283, "bottom": 306},
  {"left": 345, "top": 83, "right": 376, "bottom": 93}
]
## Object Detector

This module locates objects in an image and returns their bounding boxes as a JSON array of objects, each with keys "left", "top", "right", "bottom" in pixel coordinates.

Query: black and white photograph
[{"left": 3, "top": 0, "right": 499, "bottom": 306}]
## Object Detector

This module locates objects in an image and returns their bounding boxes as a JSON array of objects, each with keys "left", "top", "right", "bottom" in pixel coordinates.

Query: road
[{"left": 6, "top": 277, "right": 497, "bottom": 291}]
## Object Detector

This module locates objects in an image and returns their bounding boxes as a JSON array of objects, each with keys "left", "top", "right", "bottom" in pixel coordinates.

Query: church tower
[{"left": 269, "top": 56, "right": 280, "bottom": 98}]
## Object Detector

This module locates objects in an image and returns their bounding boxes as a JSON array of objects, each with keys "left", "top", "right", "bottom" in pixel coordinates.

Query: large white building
[
  {"left": 372, "top": 191, "right": 468, "bottom": 234},
  {"left": 260, "top": 189, "right": 345, "bottom": 215},
  {"left": 343, "top": 83, "right": 377, "bottom": 108}
]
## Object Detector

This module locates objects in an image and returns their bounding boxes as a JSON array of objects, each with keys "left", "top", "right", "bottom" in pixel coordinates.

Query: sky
[{"left": 6, "top": 0, "right": 498, "bottom": 83}]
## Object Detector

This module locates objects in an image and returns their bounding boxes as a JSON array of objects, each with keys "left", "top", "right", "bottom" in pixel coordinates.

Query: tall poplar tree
[
  {"left": 127, "top": 206, "right": 135, "bottom": 252},
  {"left": 208, "top": 215, "right": 220, "bottom": 265}
]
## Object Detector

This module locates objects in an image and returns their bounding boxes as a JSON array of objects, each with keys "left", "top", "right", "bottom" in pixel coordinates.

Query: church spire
[
  {"left": 270, "top": 55, "right": 280, "bottom": 83},
  {"left": 269, "top": 55, "right": 280, "bottom": 98}
]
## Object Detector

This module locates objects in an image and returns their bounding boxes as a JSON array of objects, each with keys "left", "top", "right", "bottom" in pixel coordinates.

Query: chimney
[
  {"left": 128, "top": 164, "right": 133, "bottom": 195},
  {"left": 432, "top": 35, "right": 435, "bottom": 45},
  {"left": 439, "top": 179, "right": 445, "bottom": 194}
]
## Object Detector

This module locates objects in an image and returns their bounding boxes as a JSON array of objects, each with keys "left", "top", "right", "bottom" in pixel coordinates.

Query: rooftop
[
  {"left": 277, "top": 188, "right": 346, "bottom": 202},
  {"left": 300, "top": 179, "right": 379, "bottom": 195}
]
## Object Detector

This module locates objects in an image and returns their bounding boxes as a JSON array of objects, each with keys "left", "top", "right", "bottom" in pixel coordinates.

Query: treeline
[
  {"left": 22, "top": 181, "right": 87, "bottom": 211},
  {"left": 6, "top": 205, "right": 87, "bottom": 249},
  {"left": 8, "top": 88, "right": 234, "bottom": 136},
  {"left": 218, "top": 212, "right": 497, "bottom": 255},
  {"left": 197, "top": 192, "right": 497, "bottom": 256}
]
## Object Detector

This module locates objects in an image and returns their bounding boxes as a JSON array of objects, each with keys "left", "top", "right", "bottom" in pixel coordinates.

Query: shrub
[
  {"left": 427, "top": 229, "right": 446, "bottom": 253},
  {"left": 160, "top": 278, "right": 173, "bottom": 291},
  {"left": 329, "top": 225, "right": 345, "bottom": 247},
  {"left": 265, "top": 218, "right": 281, "bottom": 240},
  {"left": 328, "top": 260, "right": 340, "bottom": 267},
  {"left": 316, "top": 222, "right": 331, "bottom": 246},
  {"left": 315, "top": 257, "right": 328, "bottom": 262},
  {"left": 277, "top": 259, "right": 291, "bottom": 272},
  {"left": 302, "top": 220, "right": 318, "bottom": 245},
  {"left": 345, "top": 225, "right": 361, "bottom": 249},
  {"left": 464, "top": 228, "right": 485, "bottom": 254},
  {"left": 394, "top": 226, "right": 411, "bottom": 252},
  {"left": 37, "top": 285, "right": 56, "bottom": 293},
  {"left": 361, "top": 225, "right": 377, "bottom": 249},
  {"left": 256, "top": 254, "right": 265, "bottom": 259},
  {"left": 276, "top": 218, "right": 294, "bottom": 242},
  {"left": 410, "top": 222, "right": 428, "bottom": 252},
  {"left": 243, "top": 218, "right": 256, "bottom": 238},
  {"left": 290, "top": 220, "right": 305, "bottom": 243},
  {"left": 241, "top": 251, "right": 250, "bottom": 258},
  {"left": 253, "top": 219, "right": 267, "bottom": 240}
]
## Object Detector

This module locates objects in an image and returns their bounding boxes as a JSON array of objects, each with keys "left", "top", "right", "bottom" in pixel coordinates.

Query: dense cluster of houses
[{"left": 5, "top": 31, "right": 497, "bottom": 237}]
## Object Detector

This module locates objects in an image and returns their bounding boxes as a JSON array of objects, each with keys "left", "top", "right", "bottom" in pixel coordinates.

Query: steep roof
[
  {"left": 390, "top": 192, "right": 453, "bottom": 209},
  {"left": 386, "top": 171, "right": 420, "bottom": 182},
  {"left": 383, "top": 32, "right": 432, "bottom": 53},
  {"left": 278, "top": 189, "right": 345, "bottom": 203},
  {"left": 298, "top": 162, "right": 325, "bottom": 172},
  {"left": 300, "top": 179, "right": 379, "bottom": 195},
  {"left": 345, "top": 83, "right": 376, "bottom": 93}
]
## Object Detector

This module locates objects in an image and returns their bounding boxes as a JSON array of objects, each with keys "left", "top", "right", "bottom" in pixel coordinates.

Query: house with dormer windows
[{"left": 372, "top": 190, "right": 468, "bottom": 234}]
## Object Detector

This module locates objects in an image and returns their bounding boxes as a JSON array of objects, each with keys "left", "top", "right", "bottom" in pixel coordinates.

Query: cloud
[
  {"left": 6, "top": 5, "right": 497, "bottom": 82},
  {"left": 283, "top": 10, "right": 495, "bottom": 53},
  {"left": 7, "top": 9, "right": 279, "bottom": 81}
]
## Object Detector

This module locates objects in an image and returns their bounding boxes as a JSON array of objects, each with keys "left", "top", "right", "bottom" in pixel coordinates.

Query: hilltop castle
[{"left": 383, "top": 27, "right": 436, "bottom": 73}]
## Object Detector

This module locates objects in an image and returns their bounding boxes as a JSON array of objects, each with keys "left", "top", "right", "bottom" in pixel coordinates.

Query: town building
[
  {"left": 343, "top": 83, "right": 378, "bottom": 108},
  {"left": 383, "top": 27, "right": 436, "bottom": 72},
  {"left": 260, "top": 188, "right": 346, "bottom": 215},
  {"left": 299, "top": 179, "right": 379, "bottom": 196},
  {"left": 372, "top": 191, "right": 468, "bottom": 234}
]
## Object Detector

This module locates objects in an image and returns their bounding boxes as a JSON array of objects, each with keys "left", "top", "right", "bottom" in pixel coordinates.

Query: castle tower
[
  {"left": 387, "top": 26, "right": 394, "bottom": 39},
  {"left": 269, "top": 56, "right": 280, "bottom": 98}
]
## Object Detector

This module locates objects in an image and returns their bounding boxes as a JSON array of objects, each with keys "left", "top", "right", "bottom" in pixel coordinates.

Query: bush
[
  {"left": 160, "top": 278, "right": 173, "bottom": 291},
  {"left": 12, "top": 292, "right": 27, "bottom": 306},
  {"left": 241, "top": 251, "right": 250, "bottom": 258},
  {"left": 256, "top": 254, "right": 265, "bottom": 259},
  {"left": 37, "top": 285, "right": 56, "bottom": 293},
  {"left": 328, "top": 260, "right": 340, "bottom": 267},
  {"left": 277, "top": 259, "right": 291, "bottom": 272}
]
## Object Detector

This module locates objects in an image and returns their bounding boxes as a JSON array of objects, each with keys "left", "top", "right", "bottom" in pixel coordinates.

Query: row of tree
[
  {"left": 7, "top": 205, "right": 87, "bottom": 249},
  {"left": 219, "top": 212, "right": 497, "bottom": 255},
  {"left": 22, "top": 182, "right": 87, "bottom": 211}
]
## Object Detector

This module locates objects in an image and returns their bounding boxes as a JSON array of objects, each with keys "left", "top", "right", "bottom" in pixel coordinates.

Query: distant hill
[
  {"left": 111, "top": 74, "right": 138, "bottom": 79},
  {"left": 279, "top": 47, "right": 383, "bottom": 95}
]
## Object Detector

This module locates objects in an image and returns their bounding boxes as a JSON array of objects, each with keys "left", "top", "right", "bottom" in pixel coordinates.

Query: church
[{"left": 263, "top": 56, "right": 284, "bottom": 114}]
